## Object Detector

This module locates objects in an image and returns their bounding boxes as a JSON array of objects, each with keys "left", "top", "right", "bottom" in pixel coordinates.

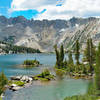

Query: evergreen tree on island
[
  {"left": 54, "top": 44, "right": 65, "bottom": 69},
  {"left": 95, "top": 43, "right": 100, "bottom": 95},
  {"left": 60, "top": 44, "right": 64, "bottom": 67},
  {"left": 75, "top": 40, "right": 80, "bottom": 65},
  {"left": 68, "top": 51, "right": 73, "bottom": 65},
  {"left": 84, "top": 38, "right": 96, "bottom": 72},
  {"left": 54, "top": 45, "right": 60, "bottom": 68}
]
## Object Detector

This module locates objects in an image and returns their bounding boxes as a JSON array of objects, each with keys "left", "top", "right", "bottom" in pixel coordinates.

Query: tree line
[
  {"left": 54, "top": 38, "right": 97, "bottom": 75},
  {"left": 0, "top": 41, "right": 41, "bottom": 53},
  {"left": 55, "top": 38, "right": 100, "bottom": 97}
]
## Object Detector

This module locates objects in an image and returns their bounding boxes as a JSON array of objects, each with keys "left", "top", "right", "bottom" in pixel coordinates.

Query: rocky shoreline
[
  {"left": 6, "top": 68, "right": 94, "bottom": 92},
  {"left": 8, "top": 74, "right": 93, "bottom": 92},
  {"left": 8, "top": 72, "right": 55, "bottom": 91},
  {"left": 68, "top": 72, "right": 94, "bottom": 80},
  {"left": 9, "top": 75, "right": 33, "bottom": 91}
]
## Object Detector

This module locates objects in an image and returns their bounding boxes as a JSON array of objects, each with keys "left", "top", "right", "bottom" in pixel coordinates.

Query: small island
[
  {"left": 22, "top": 59, "right": 40, "bottom": 68},
  {"left": 33, "top": 69, "right": 55, "bottom": 81}
]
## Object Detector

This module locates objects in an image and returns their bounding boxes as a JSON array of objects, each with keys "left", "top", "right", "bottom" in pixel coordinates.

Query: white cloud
[
  {"left": 10, "top": 0, "right": 100, "bottom": 19},
  {"left": 10, "top": 0, "right": 57, "bottom": 12}
]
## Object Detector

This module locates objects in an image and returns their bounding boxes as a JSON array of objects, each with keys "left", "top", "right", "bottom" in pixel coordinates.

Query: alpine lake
[{"left": 0, "top": 54, "right": 90, "bottom": 100}]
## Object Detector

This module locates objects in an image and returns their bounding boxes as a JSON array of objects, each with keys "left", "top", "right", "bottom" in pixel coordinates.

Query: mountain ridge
[{"left": 0, "top": 15, "right": 99, "bottom": 52}]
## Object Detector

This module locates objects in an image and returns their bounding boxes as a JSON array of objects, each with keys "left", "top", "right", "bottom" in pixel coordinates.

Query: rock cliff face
[
  {"left": 66, "top": 19, "right": 100, "bottom": 50},
  {"left": 0, "top": 16, "right": 99, "bottom": 52}
]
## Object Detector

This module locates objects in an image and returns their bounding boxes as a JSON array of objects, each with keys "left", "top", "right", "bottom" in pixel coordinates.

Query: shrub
[
  {"left": 41, "top": 69, "right": 50, "bottom": 78},
  {"left": 55, "top": 68, "right": 66, "bottom": 78},
  {"left": 0, "top": 72, "right": 8, "bottom": 95},
  {"left": 23, "top": 60, "right": 40, "bottom": 67}
]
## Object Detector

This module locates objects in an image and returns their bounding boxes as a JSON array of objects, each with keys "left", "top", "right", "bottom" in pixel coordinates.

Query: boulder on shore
[
  {"left": 9, "top": 86, "right": 22, "bottom": 91},
  {"left": 11, "top": 75, "right": 33, "bottom": 83},
  {"left": 11, "top": 76, "right": 22, "bottom": 81}
]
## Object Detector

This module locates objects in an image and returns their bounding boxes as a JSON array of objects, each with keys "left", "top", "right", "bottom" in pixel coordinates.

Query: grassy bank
[
  {"left": 0, "top": 97, "right": 2, "bottom": 100},
  {"left": 64, "top": 95, "right": 98, "bottom": 100}
]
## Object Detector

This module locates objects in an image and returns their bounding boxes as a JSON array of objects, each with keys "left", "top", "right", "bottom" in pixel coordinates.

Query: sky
[{"left": 0, "top": 0, "right": 100, "bottom": 20}]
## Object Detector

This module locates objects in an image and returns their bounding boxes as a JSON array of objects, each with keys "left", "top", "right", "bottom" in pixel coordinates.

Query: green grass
[
  {"left": 34, "top": 75, "right": 54, "bottom": 81},
  {"left": 64, "top": 95, "right": 98, "bottom": 100},
  {"left": 0, "top": 97, "right": 2, "bottom": 100},
  {"left": 38, "top": 78, "right": 49, "bottom": 81},
  {"left": 8, "top": 80, "right": 25, "bottom": 86},
  {"left": 34, "top": 76, "right": 49, "bottom": 81},
  {"left": 13, "top": 81, "right": 25, "bottom": 86}
]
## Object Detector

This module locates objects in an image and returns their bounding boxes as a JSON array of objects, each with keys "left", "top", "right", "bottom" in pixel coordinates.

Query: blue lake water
[
  {"left": 0, "top": 53, "right": 56, "bottom": 78},
  {"left": 0, "top": 54, "right": 89, "bottom": 100}
]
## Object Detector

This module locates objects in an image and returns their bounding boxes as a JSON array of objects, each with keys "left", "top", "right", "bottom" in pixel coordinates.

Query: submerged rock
[{"left": 9, "top": 86, "right": 22, "bottom": 91}]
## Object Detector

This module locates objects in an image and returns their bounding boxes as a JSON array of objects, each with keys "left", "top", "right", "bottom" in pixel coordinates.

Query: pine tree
[
  {"left": 90, "top": 38, "right": 96, "bottom": 63},
  {"left": 84, "top": 39, "right": 90, "bottom": 62},
  {"left": 60, "top": 44, "right": 64, "bottom": 67},
  {"left": 75, "top": 40, "right": 80, "bottom": 65},
  {"left": 54, "top": 45, "right": 60, "bottom": 68},
  {"left": 95, "top": 43, "right": 100, "bottom": 95},
  {"left": 54, "top": 44, "right": 65, "bottom": 69},
  {"left": 68, "top": 51, "right": 73, "bottom": 64},
  {"left": 84, "top": 38, "right": 96, "bottom": 72}
]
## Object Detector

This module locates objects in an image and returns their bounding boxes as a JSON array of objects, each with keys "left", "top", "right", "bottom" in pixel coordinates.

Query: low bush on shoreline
[{"left": 55, "top": 68, "right": 66, "bottom": 78}]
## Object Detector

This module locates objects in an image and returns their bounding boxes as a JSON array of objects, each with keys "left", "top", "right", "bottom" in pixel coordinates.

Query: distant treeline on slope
[{"left": 0, "top": 41, "right": 41, "bottom": 54}]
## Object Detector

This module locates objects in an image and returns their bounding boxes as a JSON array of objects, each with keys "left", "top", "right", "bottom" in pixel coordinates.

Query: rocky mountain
[
  {"left": 66, "top": 19, "right": 100, "bottom": 50},
  {"left": 0, "top": 16, "right": 98, "bottom": 52}
]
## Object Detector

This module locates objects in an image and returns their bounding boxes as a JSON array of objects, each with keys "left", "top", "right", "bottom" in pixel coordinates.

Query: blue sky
[
  {"left": 0, "top": 0, "right": 45, "bottom": 19},
  {"left": 0, "top": 0, "right": 100, "bottom": 20},
  {"left": 0, "top": 0, "right": 12, "bottom": 17}
]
